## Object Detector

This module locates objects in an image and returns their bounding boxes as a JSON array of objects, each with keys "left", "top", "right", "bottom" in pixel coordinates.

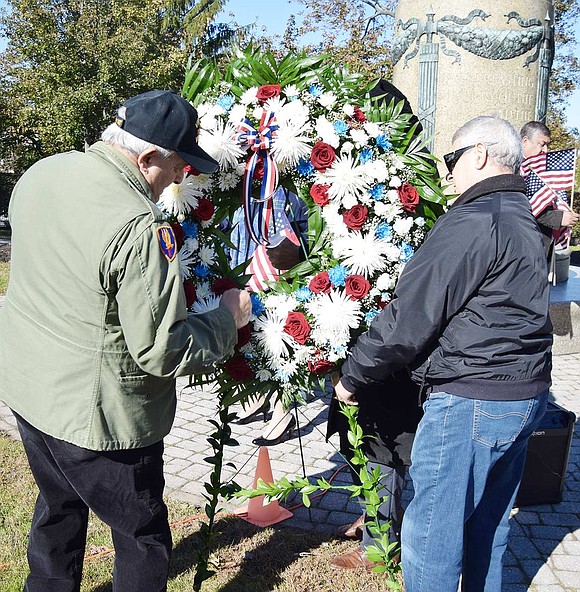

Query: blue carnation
[
  {"left": 358, "top": 147, "right": 373, "bottom": 164},
  {"left": 250, "top": 293, "right": 265, "bottom": 316},
  {"left": 309, "top": 84, "right": 323, "bottom": 97},
  {"left": 193, "top": 264, "right": 211, "bottom": 279},
  {"left": 181, "top": 220, "right": 199, "bottom": 238},
  {"left": 328, "top": 265, "right": 349, "bottom": 287},
  {"left": 216, "top": 94, "right": 235, "bottom": 111},
  {"left": 296, "top": 158, "right": 315, "bottom": 176},
  {"left": 399, "top": 242, "right": 414, "bottom": 263},
  {"left": 295, "top": 286, "right": 313, "bottom": 302},
  {"left": 333, "top": 120, "right": 349, "bottom": 137},
  {"left": 365, "top": 309, "right": 380, "bottom": 324},
  {"left": 332, "top": 344, "right": 348, "bottom": 357},
  {"left": 376, "top": 222, "right": 392, "bottom": 241},
  {"left": 369, "top": 184, "right": 385, "bottom": 201},
  {"left": 376, "top": 134, "right": 392, "bottom": 150}
]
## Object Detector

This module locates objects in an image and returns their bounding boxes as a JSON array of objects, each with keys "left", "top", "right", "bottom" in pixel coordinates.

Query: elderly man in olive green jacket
[{"left": 0, "top": 90, "right": 251, "bottom": 592}]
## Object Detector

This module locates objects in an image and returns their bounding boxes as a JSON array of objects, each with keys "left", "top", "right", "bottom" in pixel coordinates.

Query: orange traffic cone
[{"left": 236, "top": 446, "right": 293, "bottom": 527}]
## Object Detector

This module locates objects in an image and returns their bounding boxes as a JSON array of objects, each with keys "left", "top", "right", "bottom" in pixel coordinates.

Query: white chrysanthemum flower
[
  {"left": 218, "top": 171, "right": 241, "bottom": 191},
  {"left": 332, "top": 231, "right": 390, "bottom": 276},
  {"left": 190, "top": 295, "right": 221, "bottom": 315},
  {"left": 197, "top": 102, "right": 225, "bottom": 122},
  {"left": 252, "top": 106, "right": 263, "bottom": 120},
  {"left": 294, "top": 345, "right": 312, "bottom": 364},
  {"left": 350, "top": 128, "right": 369, "bottom": 148},
  {"left": 271, "top": 120, "right": 312, "bottom": 167},
  {"left": 341, "top": 141, "right": 354, "bottom": 155},
  {"left": 158, "top": 181, "right": 200, "bottom": 221},
  {"left": 392, "top": 155, "right": 405, "bottom": 170},
  {"left": 315, "top": 115, "right": 340, "bottom": 148},
  {"left": 198, "top": 244, "right": 216, "bottom": 266},
  {"left": 236, "top": 162, "right": 246, "bottom": 176},
  {"left": 284, "top": 84, "right": 300, "bottom": 99},
  {"left": 343, "top": 104, "right": 355, "bottom": 117},
  {"left": 253, "top": 309, "right": 293, "bottom": 359},
  {"left": 228, "top": 104, "right": 247, "bottom": 124},
  {"left": 373, "top": 201, "right": 391, "bottom": 218},
  {"left": 264, "top": 293, "right": 298, "bottom": 318},
  {"left": 387, "top": 189, "right": 400, "bottom": 203},
  {"left": 256, "top": 368, "right": 273, "bottom": 381},
  {"left": 385, "top": 243, "right": 402, "bottom": 261},
  {"left": 318, "top": 91, "right": 337, "bottom": 108},
  {"left": 363, "top": 159, "right": 389, "bottom": 183},
  {"left": 363, "top": 122, "right": 381, "bottom": 138},
  {"left": 394, "top": 217, "right": 414, "bottom": 236},
  {"left": 322, "top": 203, "right": 349, "bottom": 237},
  {"left": 198, "top": 120, "right": 244, "bottom": 170},
  {"left": 389, "top": 175, "right": 402, "bottom": 188},
  {"left": 382, "top": 202, "right": 404, "bottom": 222},
  {"left": 274, "top": 358, "right": 299, "bottom": 383},
  {"left": 178, "top": 249, "right": 196, "bottom": 280},
  {"left": 369, "top": 287, "right": 381, "bottom": 298},
  {"left": 324, "top": 154, "right": 370, "bottom": 206},
  {"left": 182, "top": 237, "right": 199, "bottom": 256},
  {"left": 376, "top": 273, "right": 395, "bottom": 291},
  {"left": 196, "top": 281, "right": 212, "bottom": 299},
  {"left": 341, "top": 193, "right": 359, "bottom": 210},
  {"left": 264, "top": 95, "right": 285, "bottom": 113},
  {"left": 186, "top": 174, "right": 213, "bottom": 192},
  {"left": 240, "top": 87, "right": 259, "bottom": 105},
  {"left": 307, "top": 289, "right": 363, "bottom": 343}
]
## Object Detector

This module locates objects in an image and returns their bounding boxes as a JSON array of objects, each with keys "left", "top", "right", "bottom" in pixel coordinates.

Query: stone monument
[{"left": 392, "top": 0, "right": 554, "bottom": 164}]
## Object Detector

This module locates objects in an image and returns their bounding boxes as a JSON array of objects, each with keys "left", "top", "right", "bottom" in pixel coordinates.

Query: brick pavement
[{"left": 0, "top": 306, "right": 578, "bottom": 590}]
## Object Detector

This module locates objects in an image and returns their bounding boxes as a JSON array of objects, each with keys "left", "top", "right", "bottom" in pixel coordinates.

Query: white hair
[
  {"left": 452, "top": 116, "right": 523, "bottom": 173},
  {"left": 101, "top": 123, "right": 175, "bottom": 160}
]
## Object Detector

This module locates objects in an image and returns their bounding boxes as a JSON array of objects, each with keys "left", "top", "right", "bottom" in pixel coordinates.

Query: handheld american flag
[
  {"left": 521, "top": 149, "right": 576, "bottom": 217},
  {"left": 246, "top": 201, "right": 300, "bottom": 293}
]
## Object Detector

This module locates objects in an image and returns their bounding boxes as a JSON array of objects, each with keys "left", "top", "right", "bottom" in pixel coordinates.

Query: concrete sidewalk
[{"left": 0, "top": 354, "right": 578, "bottom": 591}]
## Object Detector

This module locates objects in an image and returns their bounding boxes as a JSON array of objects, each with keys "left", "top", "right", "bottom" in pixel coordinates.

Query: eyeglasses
[{"left": 443, "top": 145, "right": 475, "bottom": 175}]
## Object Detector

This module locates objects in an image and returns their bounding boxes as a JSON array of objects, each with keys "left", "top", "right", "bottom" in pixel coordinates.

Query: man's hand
[
  {"left": 334, "top": 380, "right": 358, "bottom": 406},
  {"left": 266, "top": 238, "right": 300, "bottom": 270},
  {"left": 562, "top": 210, "right": 580, "bottom": 228},
  {"left": 219, "top": 289, "right": 252, "bottom": 329}
]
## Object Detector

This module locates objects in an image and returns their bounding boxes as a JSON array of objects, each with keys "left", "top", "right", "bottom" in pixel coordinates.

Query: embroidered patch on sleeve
[{"left": 157, "top": 226, "right": 177, "bottom": 262}]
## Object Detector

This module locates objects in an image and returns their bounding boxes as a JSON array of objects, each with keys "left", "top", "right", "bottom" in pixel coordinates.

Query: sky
[{"left": 0, "top": 0, "right": 580, "bottom": 130}]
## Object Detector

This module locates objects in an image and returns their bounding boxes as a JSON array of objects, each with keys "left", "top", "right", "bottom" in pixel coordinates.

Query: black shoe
[
  {"left": 252, "top": 415, "right": 296, "bottom": 446},
  {"left": 233, "top": 402, "right": 269, "bottom": 425}
]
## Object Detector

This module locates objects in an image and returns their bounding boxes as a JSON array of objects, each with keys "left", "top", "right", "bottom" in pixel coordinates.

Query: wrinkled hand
[
  {"left": 219, "top": 289, "right": 252, "bottom": 329},
  {"left": 334, "top": 380, "right": 358, "bottom": 406},
  {"left": 562, "top": 210, "right": 580, "bottom": 228},
  {"left": 266, "top": 238, "right": 300, "bottom": 270}
]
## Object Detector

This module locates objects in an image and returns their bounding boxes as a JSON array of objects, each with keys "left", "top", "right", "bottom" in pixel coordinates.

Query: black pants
[{"left": 14, "top": 412, "right": 172, "bottom": 592}]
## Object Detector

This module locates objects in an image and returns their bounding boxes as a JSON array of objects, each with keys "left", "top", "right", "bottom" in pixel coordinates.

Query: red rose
[
  {"left": 342, "top": 204, "right": 368, "bottom": 230},
  {"left": 345, "top": 275, "right": 371, "bottom": 300},
  {"left": 256, "top": 84, "right": 281, "bottom": 104},
  {"left": 353, "top": 106, "right": 367, "bottom": 123},
  {"left": 310, "top": 184, "right": 330, "bottom": 207},
  {"left": 308, "top": 351, "right": 335, "bottom": 375},
  {"left": 171, "top": 222, "right": 185, "bottom": 250},
  {"left": 224, "top": 354, "right": 254, "bottom": 381},
  {"left": 308, "top": 271, "right": 331, "bottom": 294},
  {"left": 397, "top": 183, "right": 420, "bottom": 213},
  {"left": 184, "top": 165, "right": 201, "bottom": 176},
  {"left": 253, "top": 157, "right": 265, "bottom": 180},
  {"left": 183, "top": 281, "right": 197, "bottom": 308},
  {"left": 310, "top": 141, "right": 336, "bottom": 171},
  {"left": 236, "top": 324, "right": 252, "bottom": 349},
  {"left": 283, "top": 312, "right": 311, "bottom": 345},
  {"left": 378, "top": 299, "right": 390, "bottom": 309},
  {"left": 211, "top": 278, "right": 238, "bottom": 295},
  {"left": 191, "top": 198, "right": 214, "bottom": 221}
]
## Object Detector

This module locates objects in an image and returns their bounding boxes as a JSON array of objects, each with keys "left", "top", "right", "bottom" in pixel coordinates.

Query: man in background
[{"left": 0, "top": 90, "right": 251, "bottom": 592}]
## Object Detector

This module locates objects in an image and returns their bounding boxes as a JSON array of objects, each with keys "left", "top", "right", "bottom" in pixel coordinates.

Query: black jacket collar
[{"left": 452, "top": 174, "right": 526, "bottom": 209}]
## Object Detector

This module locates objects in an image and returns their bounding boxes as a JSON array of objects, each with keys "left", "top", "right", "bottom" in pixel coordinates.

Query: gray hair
[
  {"left": 520, "top": 120, "right": 551, "bottom": 140},
  {"left": 452, "top": 115, "right": 523, "bottom": 173},
  {"left": 101, "top": 123, "right": 175, "bottom": 160}
]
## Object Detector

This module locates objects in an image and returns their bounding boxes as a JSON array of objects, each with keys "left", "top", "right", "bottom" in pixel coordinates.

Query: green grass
[
  {"left": 0, "top": 434, "right": 400, "bottom": 591},
  {"left": 0, "top": 262, "right": 9, "bottom": 296},
  {"left": 0, "top": 228, "right": 11, "bottom": 239}
]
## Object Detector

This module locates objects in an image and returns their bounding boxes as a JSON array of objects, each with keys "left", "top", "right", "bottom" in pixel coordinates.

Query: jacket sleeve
[
  {"left": 340, "top": 209, "right": 492, "bottom": 392},
  {"left": 106, "top": 220, "right": 237, "bottom": 379},
  {"left": 535, "top": 206, "right": 563, "bottom": 230}
]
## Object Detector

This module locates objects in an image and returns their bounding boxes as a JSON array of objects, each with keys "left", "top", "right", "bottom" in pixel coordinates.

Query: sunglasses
[{"left": 443, "top": 144, "right": 475, "bottom": 175}]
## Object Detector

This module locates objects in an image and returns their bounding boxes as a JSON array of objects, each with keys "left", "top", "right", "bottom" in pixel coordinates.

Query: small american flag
[
  {"left": 246, "top": 202, "right": 300, "bottom": 293},
  {"left": 522, "top": 149, "right": 576, "bottom": 217}
]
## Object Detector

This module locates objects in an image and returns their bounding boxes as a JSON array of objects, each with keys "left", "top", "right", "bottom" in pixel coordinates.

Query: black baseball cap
[{"left": 115, "top": 90, "right": 219, "bottom": 174}]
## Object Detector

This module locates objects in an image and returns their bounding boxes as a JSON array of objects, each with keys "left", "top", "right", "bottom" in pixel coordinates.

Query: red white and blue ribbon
[{"left": 235, "top": 108, "right": 279, "bottom": 245}]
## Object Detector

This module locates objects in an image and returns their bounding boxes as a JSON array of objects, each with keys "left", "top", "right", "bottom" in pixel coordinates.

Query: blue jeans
[{"left": 401, "top": 390, "right": 548, "bottom": 592}]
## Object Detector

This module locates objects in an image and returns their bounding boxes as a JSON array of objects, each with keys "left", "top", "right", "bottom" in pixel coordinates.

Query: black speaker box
[{"left": 515, "top": 401, "right": 576, "bottom": 507}]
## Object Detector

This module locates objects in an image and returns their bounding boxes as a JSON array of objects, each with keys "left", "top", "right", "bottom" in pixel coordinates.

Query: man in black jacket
[{"left": 334, "top": 115, "right": 552, "bottom": 592}]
